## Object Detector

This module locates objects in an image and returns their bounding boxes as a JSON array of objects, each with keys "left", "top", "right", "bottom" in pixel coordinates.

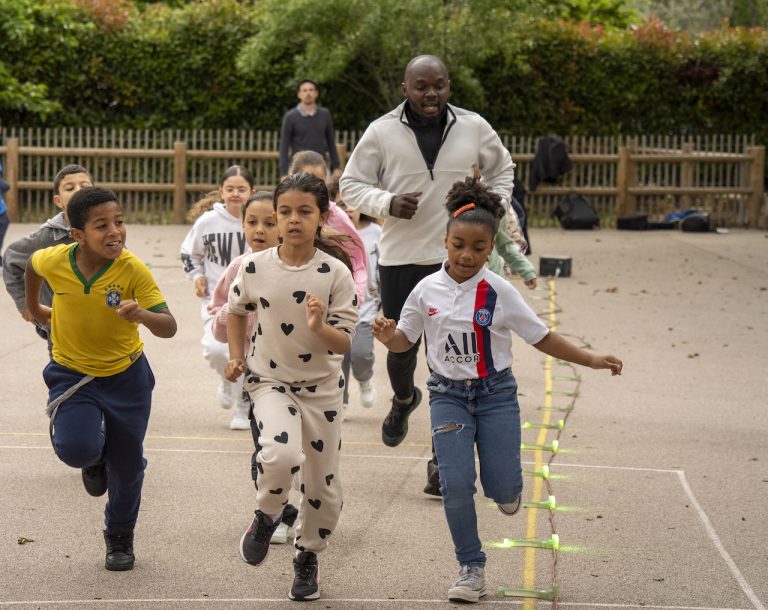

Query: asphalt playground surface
[{"left": 1, "top": 224, "right": 766, "bottom": 610}]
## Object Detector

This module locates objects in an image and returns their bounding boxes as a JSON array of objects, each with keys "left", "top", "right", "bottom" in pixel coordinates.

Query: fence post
[
  {"left": 4, "top": 137, "right": 19, "bottom": 221},
  {"left": 747, "top": 145, "right": 765, "bottom": 228},
  {"left": 173, "top": 141, "right": 188, "bottom": 224},
  {"left": 336, "top": 143, "right": 347, "bottom": 172},
  {"left": 680, "top": 142, "right": 693, "bottom": 209},
  {"left": 616, "top": 143, "right": 634, "bottom": 218}
]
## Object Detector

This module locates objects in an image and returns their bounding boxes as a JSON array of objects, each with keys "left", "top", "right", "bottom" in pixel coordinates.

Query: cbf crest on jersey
[{"left": 106, "top": 283, "right": 124, "bottom": 309}]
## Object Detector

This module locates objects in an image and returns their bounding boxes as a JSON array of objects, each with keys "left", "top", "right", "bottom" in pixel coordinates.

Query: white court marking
[{"left": 0, "top": 445, "right": 764, "bottom": 610}]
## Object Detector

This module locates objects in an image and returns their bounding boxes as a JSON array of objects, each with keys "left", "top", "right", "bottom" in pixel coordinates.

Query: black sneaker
[
  {"left": 240, "top": 509, "right": 282, "bottom": 566},
  {"left": 423, "top": 458, "right": 442, "bottom": 497},
  {"left": 82, "top": 462, "right": 108, "bottom": 497},
  {"left": 381, "top": 387, "right": 422, "bottom": 447},
  {"left": 103, "top": 528, "right": 135, "bottom": 571},
  {"left": 289, "top": 551, "right": 320, "bottom": 601}
]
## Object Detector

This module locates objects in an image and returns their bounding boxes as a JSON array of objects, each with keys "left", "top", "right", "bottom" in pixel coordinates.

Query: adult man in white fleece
[{"left": 340, "top": 54, "right": 515, "bottom": 495}]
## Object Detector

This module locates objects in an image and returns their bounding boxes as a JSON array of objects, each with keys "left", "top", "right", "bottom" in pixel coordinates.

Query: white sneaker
[
  {"left": 359, "top": 379, "right": 376, "bottom": 409},
  {"left": 229, "top": 399, "right": 249, "bottom": 430},
  {"left": 270, "top": 522, "right": 289, "bottom": 544},
  {"left": 497, "top": 495, "right": 521, "bottom": 516},
  {"left": 448, "top": 565, "right": 486, "bottom": 603},
  {"left": 217, "top": 379, "right": 235, "bottom": 410}
]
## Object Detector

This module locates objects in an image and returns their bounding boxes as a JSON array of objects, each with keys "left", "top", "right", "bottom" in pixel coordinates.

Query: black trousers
[{"left": 379, "top": 263, "right": 441, "bottom": 400}]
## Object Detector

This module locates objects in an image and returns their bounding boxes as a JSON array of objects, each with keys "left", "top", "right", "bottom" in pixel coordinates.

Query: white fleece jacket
[{"left": 339, "top": 103, "right": 515, "bottom": 266}]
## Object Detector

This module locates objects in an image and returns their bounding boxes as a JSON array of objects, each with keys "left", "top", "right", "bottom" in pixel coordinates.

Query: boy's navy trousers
[{"left": 43, "top": 354, "right": 155, "bottom": 533}]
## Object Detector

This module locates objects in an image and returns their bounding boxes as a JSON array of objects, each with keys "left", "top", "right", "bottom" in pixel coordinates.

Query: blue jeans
[{"left": 427, "top": 368, "right": 523, "bottom": 566}]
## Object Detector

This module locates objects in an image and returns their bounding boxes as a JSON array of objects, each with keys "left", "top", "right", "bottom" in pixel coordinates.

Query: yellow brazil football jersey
[{"left": 31, "top": 243, "right": 168, "bottom": 377}]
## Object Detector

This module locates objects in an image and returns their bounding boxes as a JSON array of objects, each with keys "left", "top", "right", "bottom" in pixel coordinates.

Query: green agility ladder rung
[
  {"left": 498, "top": 585, "right": 559, "bottom": 600},
  {"left": 523, "top": 419, "right": 564, "bottom": 430},
  {"left": 523, "top": 495, "right": 556, "bottom": 511},
  {"left": 536, "top": 405, "right": 573, "bottom": 413},
  {"left": 487, "top": 533, "right": 560, "bottom": 550},
  {"left": 522, "top": 465, "right": 550, "bottom": 479},
  {"left": 520, "top": 439, "right": 559, "bottom": 453}
]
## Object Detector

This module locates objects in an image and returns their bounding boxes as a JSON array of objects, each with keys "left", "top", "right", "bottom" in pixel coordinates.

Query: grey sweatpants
[
  {"left": 341, "top": 321, "right": 374, "bottom": 404},
  {"left": 247, "top": 372, "right": 344, "bottom": 554}
]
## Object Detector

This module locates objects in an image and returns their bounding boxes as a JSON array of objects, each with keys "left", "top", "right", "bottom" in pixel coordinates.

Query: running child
[
  {"left": 225, "top": 173, "right": 358, "bottom": 601},
  {"left": 373, "top": 174, "right": 622, "bottom": 603},
  {"left": 3, "top": 164, "right": 94, "bottom": 344},
  {"left": 335, "top": 194, "right": 381, "bottom": 412},
  {"left": 208, "top": 191, "right": 299, "bottom": 543},
  {"left": 180, "top": 165, "right": 252, "bottom": 428},
  {"left": 289, "top": 151, "right": 367, "bottom": 306},
  {"left": 25, "top": 186, "right": 177, "bottom": 571}
]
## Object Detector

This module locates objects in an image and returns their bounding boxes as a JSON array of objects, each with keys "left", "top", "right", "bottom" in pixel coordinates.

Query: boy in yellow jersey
[{"left": 25, "top": 187, "right": 177, "bottom": 571}]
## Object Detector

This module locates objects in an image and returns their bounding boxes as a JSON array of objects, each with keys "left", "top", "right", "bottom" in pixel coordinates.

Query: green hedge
[{"left": 1, "top": 0, "right": 767, "bottom": 145}]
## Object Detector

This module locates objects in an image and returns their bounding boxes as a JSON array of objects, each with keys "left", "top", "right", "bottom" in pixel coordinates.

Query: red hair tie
[{"left": 453, "top": 202, "right": 476, "bottom": 218}]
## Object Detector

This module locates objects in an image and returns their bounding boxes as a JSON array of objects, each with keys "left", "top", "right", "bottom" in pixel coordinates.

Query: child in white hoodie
[{"left": 180, "top": 165, "right": 253, "bottom": 429}]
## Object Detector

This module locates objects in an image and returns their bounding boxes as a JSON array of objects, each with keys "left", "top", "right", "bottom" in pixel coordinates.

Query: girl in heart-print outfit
[{"left": 225, "top": 172, "right": 358, "bottom": 602}]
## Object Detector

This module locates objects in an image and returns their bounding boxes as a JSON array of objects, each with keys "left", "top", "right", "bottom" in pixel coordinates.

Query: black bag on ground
[
  {"left": 617, "top": 214, "right": 648, "bottom": 230},
  {"left": 553, "top": 193, "right": 600, "bottom": 230},
  {"left": 680, "top": 213, "right": 711, "bottom": 232}
]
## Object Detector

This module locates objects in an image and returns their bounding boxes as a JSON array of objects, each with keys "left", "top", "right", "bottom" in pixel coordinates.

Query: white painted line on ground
[
  {"left": 675, "top": 471, "right": 766, "bottom": 610},
  {"left": 0, "top": 598, "right": 754, "bottom": 609},
  {"left": 560, "top": 603, "right": 752, "bottom": 610},
  {"left": 0, "top": 597, "right": 523, "bottom": 607}
]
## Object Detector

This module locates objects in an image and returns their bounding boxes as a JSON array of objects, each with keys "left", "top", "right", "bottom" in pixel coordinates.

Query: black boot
[
  {"left": 423, "top": 457, "right": 441, "bottom": 496},
  {"left": 104, "top": 527, "right": 135, "bottom": 571}
]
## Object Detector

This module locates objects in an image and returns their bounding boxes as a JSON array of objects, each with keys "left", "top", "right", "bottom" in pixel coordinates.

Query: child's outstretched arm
[
  {"left": 534, "top": 331, "right": 623, "bottom": 375},
  {"left": 224, "top": 312, "right": 248, "bottom": 381},
  {"left": 24, "top": 260, "right": 51, "bottom": 326},
  {"left": 372, "top": 316, "right": 415, "bottom": 353}
]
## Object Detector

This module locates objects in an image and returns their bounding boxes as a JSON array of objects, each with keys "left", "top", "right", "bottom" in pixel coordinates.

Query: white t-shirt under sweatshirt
[{"left": 397, "top": 263, "right": 549, "bottom": 380}]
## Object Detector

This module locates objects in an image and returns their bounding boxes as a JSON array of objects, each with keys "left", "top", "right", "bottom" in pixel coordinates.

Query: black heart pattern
[
  {"left": 233, "top": 285, "right": 241, "bottom": 296},
  {"left": 338, "top": 438, "right": 342, "bottom": 451},
  {"left": 257, "top": 462, "right": 264, "bottom": 474},
  {"left": 290, "top": 386, "right": 301, "bottom": 393},
  {"left": 324, "top": 410, "right": 337, "bottom": 422},
  {"left": 338, "top": 376, "right": 345, "bottom": 388},
  {"left": 272, "top": 386, "right": 286, "bottom": 393},
  {"left": 306, "top": 385, "right": 317, "bottom": 393},
  {"left": 291, "top": 466, "right": 300, "bottom": 474},
  {"left": 269, "top": 488, "right": 283, "bottom": 495},
  {"left": 328, "top": 319, "right": 339, "bottom": 326},
  {"left": 245, "top": 303, "right": 256, "bottom": 311},
  {"left": 288, "top": 406, "right": 297, "bottom": 416},
  {"left": 352, "top": 294, "right": 358, "bottom": 307},
  {"left": 296, "top": 544, "right": 305, "bottom": 552},
  {"left": 311, "top": 439, "right": 324, "bottom": 452},
  {"left": 300, "top": 483, "right": 305, "bottom": 494},
  {"left": 259, "top": 297, "right": 270, "bottom": 308},
  {"left": 299, "top": 353, "right": 312, "bottom": 362},
  {"left": 257, "top": 324, "right": 262, "bottom": 335},
  {"left": 317, "top": 263, "right": 330, "bottom": 273},
  {"left": 293, "top": 291, "right": 306, "bottom": 303},
  {"left": 247, "top": 375, "right": 259, "bottom": 384},
  {"left": 274, "top": 431, "right": 288, "bottom": 443},
  {"left": 269, "top": 359, "right": 277, "bottom": 369},
  {"left": 325, "top": 474, "right": 334, "bottom": 486},
  {"left": 281, "top": 323, "right": 294, "bottom": 335},
  {"left": 258, "top": 420, "right": 263, "bottom": 430},
  {"left": 319, "top": 528, "right": 331, "bottom": 539},
  {"left": 246, "top": 262, "right": 256, "bottom": 273},
  {"left": 309, "top": 499, "right": 321, "bottom": 510}
]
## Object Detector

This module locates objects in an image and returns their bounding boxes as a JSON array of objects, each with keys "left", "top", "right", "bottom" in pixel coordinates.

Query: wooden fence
[{"left": 0, "top": 128, "right": 763, "bottom": 227}]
